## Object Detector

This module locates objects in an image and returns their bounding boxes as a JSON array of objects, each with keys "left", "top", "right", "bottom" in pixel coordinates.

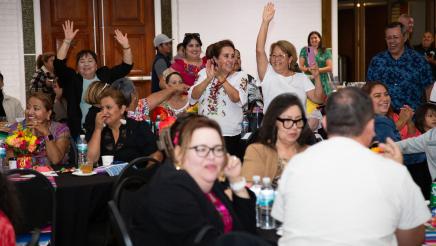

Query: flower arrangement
[{"left": 5, "top": 123, "right": 41, "bottom": 156}]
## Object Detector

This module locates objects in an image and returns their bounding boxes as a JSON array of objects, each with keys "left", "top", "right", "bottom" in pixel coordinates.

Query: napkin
[{"left": 95, "top": 162, "right": 128, "bottom": 176}]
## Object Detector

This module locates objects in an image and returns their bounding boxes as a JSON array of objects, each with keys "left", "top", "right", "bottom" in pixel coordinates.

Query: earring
[
  {"left": 175, "top": 162, "right": 182, "bottom": 170},
  {"left": 120, "top": 118, "right": 126, "bottom": 125}
]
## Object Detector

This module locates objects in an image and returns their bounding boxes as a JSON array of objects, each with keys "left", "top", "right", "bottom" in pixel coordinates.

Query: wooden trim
[{"left": 322, "top": 0, "right": 332, "bottom": 48}]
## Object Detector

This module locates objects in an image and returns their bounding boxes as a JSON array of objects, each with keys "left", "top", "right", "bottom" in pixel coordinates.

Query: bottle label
[
  {"left": 259, "top": 189, "right": 274, "bottom": 206},
  {"left": 77, "top": 143, "right": 88, "bottom": 153},
  {"left": 0, "top": 147, "right": 6, "bottom": 158}
]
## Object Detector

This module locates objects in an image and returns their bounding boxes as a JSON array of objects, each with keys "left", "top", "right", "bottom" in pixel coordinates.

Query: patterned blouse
[
  {"left": 367, "top": 47, "right": 433, "bottom": 111},
  {"left": 171, "top": 58, "right": 207, "bottom": 86},
  {"left": 128, "top": 98, "right": 150, "bottom": 122},
  {"left": 29, "top": 66, "right": 56, "bottom": 99},
  {"left": 9, "top": 120, "right": 70, "bottom": 165}
]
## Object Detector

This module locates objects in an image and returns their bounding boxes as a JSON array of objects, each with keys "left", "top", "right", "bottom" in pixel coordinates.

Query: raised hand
[
  {"left": 114, "top": 29, "right": 129, "bottom": 49},
  {"left": 206, "top": 59, "right": 216, "bottom": 80},
  {"left": 173, "top": 83, "right": 190, "bottom": 94},
  {"left": 62, "top": 20, "right": 79, "bottom": 41},
  {"left": 223, "top": 154, "right": 243, "bottom": 183},
  {"left": 262, "top": 2, "right": 275, "bottom": 23}
]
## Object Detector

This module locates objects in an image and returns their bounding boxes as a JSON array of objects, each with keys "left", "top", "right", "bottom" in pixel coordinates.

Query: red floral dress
[{"left": 171, "top": 58, "right": 206, "bottom": 86}]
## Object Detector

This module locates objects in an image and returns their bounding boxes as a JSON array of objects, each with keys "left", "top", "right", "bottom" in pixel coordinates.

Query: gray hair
[{"left": 110, "top": 77, "right": 135, "bottom": 106}]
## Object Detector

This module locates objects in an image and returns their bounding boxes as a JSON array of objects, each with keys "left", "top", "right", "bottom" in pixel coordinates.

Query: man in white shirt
[{"left": 272, "top": 87, "right": 430, "bottom": 246}]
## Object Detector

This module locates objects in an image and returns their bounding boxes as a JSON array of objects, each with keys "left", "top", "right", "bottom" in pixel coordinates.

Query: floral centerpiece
[{"left": 5, "top": 123, "right": 41, "bottom": 168}]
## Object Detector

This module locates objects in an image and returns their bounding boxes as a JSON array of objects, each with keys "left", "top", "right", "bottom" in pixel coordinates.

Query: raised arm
[
  {"left": 306, "top": 66, "right": 326, "bottom": 103},
  {"left": 114, "top": 29, "right": 133, "bottom": 65},
  {"left": 146, "top": 83, "right": 188, "bottom": 110},
  {"left": 57, "top": 20, "right": 79, "bottom": 60},
  {"left": 256, "top": 3, "right": 275, "bottom": 81}
]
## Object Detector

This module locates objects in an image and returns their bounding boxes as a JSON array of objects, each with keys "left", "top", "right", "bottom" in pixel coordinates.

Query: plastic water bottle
[
  {"left": 250, "top": 175, "right": 262, "bottom": 227},
  {"left": 241, "top": 115, "right": 249, "bottom": 135},
  {"left": 77, "top": 135, "right": 88, "bottom": 168},
  {"left": 259, "top": 177, "right": 276, "bottom": 229},
  {"left": 0, "top": 140, "right": 6, "bottom": 172}
]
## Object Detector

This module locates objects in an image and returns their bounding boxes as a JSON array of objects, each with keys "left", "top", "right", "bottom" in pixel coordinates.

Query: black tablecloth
[{"left": 54, "top": 173, "right": 115, "bottom": 246}]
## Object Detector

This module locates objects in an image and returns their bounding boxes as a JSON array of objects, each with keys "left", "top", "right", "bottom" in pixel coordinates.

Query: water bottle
[
  {"left": 77, "top": 135, "right": 88, "bottom": 168},
  {"left": 155, "top": 115, "right": 161, "bottom": 136},
  {"left": 241, "top": 115, "right": 249, "bottom": 135},
  {"left": 253, "top": 105, "right": 263, "bottom": 130},
  {"left": 328, "top": 72, "right": 338, "bottom": 93},
  {"left": 259, "top": 177, "right": 276, "bottom": 229},
  {"left": 0, "top": 140, "right": 6, "bottom": 172},
  {"left": 250, "top": 175, "right": 262, "bottom": 227}
]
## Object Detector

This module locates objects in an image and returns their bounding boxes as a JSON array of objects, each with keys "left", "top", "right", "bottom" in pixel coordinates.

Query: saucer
[{"left": 72, "top": 171, "right": 97, "bottom": 176}]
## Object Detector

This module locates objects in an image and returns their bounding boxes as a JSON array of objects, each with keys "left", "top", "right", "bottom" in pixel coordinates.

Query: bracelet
[
  {"left": 63, "top": 39, "right": 71, "bottom": 45},
  {"left": 229, "top": 177, "right": 246, "bottom": 192},
  {"left": 123, "top": 46, "right": 131, "bottom": 50}
]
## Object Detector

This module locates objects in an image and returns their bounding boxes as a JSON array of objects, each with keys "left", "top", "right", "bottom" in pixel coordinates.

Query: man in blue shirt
[{"left": 367, "top": 22, "right": 433, "bottom": 112}]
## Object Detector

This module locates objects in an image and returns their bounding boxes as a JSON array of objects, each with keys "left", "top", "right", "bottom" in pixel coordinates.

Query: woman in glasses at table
[
  {"left": 242, "top": 93, "right": 312, "bottom": 186},
  {"left": 87, "top": 88, "right": 162, "bottom": 164},
  {"left": 131, "top": 116, "right": 256, "bottom": 245},
  {"left": 168, "top": 33, "right": 207, "bottom": 87},
  {"left": 256, "top": 3, "right": 325, "bottom": 112}
]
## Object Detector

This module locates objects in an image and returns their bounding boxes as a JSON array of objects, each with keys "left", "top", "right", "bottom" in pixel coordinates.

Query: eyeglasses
[
  {"left": 276, "top": 117, "right": 305, "bottom": 129},
  {"left": 185, "top": 33, "right": 200, "bottom": 38},
  {"left": 188, "top": 145, "right": 226, "bottom": 157},
  {"left": 270, "top": 54, "right": 287, "bottom": 60}
]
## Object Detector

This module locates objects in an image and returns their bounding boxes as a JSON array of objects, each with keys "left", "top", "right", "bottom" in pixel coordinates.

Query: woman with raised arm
[
  {"left": 54, "top": 20, "right": 133, "bottom": 139},
  {"left": 256, "top": 2, "right": 324, "bottom": 112}
]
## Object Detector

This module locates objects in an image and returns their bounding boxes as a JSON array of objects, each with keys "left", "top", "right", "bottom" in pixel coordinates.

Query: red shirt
[{"left": 0, "top": 210, "right": 15, "bottom": 246}]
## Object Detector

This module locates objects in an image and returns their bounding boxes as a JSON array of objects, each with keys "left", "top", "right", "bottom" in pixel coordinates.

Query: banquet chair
[
  {"left": 108, "top": 200, "right": 133, "bottom": 246},
  {"left": 115, "top": 156, "right": 161, "bottom": 185},
  {"left": 68, "top": 136, "right": 78, "bottom": 168},
  {"left": 6, "top": 168, "right": 56, "bottom": 245}
]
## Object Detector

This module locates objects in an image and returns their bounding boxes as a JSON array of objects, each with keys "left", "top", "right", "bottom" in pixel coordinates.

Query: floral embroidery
[{"left": 207, "top": 79, "right": 222, "bottom": 115}]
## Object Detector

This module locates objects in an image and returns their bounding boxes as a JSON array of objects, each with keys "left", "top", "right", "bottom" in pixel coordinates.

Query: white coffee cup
[{"left": 101, "top": 155, "right": 114, "bottom": 166}]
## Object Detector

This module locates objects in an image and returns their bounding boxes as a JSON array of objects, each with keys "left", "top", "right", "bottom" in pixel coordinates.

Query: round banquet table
[{"left": 54, "top": 172, "right": 115, "bottom": 246}]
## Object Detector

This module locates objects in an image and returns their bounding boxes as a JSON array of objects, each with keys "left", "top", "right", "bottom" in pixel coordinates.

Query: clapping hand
[
  {"left": 398, "top": 105, "right": 414, "bottom": 123},
  {"left": 206, "top": 59, "right": 217, "bottom": 81},
  {"left": 262, "top": 2, "right": 275, "bottom": 23},
  {"left": 26, "top": 118, "right": 50, "bottom": 136},
  {"left": 114, "top": 29, "right": 130, "bottom": 49},
  {"left": 62, "top": 20, "right": 79, "bottom": 41}
]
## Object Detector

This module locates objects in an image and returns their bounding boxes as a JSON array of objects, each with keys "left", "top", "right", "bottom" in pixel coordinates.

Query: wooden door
[
  {"left": 40, "top": 0, "right": 155, "bottom": 98},
  {"left": 41, "top": 0, "right": 99, "bottom": 70}
]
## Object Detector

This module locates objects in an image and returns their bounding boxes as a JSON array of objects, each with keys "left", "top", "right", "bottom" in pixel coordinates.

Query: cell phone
[{"left": 307, "top": 47, "right": 316, "bottom": 67}]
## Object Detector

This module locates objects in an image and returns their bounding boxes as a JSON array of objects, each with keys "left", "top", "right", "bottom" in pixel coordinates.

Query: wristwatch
[{"left": 44, "top": 134, "right": 54, "bottom": 142}]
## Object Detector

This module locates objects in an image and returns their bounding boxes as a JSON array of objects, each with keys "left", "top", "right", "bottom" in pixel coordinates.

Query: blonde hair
[
  {"left": 270, "top": 40, "right": 298, "bottom": 71},
  {"left": 83, "top": 81, "right": 109, "bottom": 105}
]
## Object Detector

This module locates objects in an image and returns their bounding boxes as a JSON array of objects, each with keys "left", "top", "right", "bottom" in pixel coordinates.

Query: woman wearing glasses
[
  {"left": 169, "top": 33, "right": 207, "bottom": 86},
  {"left": 131, "top": 116, "right": 257, "bottom": 245},
  {"left": 256, "top": 3, "right": 324, "bottom": 112},
  {"left": 242, "top": 93, "right": 313, "bottom": 186}
]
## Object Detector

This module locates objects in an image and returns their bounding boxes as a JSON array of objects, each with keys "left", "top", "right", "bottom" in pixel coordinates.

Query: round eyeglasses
[{"left": 188, "top": 145, "right": 226, "bottom": 157}]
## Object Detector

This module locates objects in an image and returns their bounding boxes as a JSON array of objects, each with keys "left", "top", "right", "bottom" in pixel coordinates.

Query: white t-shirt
[
  {"left": 272, "top": 137, "right": 430, "bottom": 246},
  {"left": 260, "top": 64, "right": 314, "bottom": 113},
  {"left": 189, "top": 69, "right": 248, "bottom": 136}
]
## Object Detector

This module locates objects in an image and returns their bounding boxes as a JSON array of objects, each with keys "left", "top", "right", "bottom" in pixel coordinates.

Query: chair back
[
  {"left": 68, "top": 136, "right": 78, "bottom": 168},
  {"left": 114, "top": 156, "right": 160, "bottom": 188},
  {"left": 6, "top": 168, "right": 56, "bottom": 244},
  {"left": 108, "top": 200, "right": 133, "bottom": 246},
  {"left": 112, "top": 156, "right": 160, "bottom": 225}
]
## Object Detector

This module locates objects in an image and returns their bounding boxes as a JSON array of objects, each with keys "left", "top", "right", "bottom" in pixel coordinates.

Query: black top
[
  {"left": 99, "top": 118, "right": 158, "bottom": 162},
  {"left": 130, "top": 161, "right": 257, "bottom": 246},
  {"left": 53, "top": 58, "right": 133, "bottom": 139},
  {"left": 151, "top": 52, "right": 171, "bottom": 93},
  {"left": 0, "top": 90, "right": 6, "bottom": 117}
]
